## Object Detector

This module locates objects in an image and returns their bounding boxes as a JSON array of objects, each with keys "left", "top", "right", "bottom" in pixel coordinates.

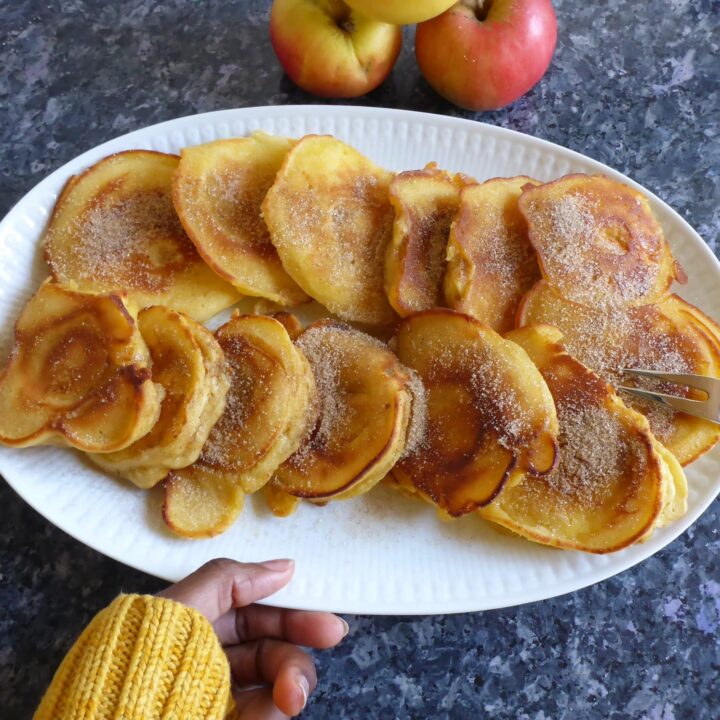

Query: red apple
[
  {"left": 415, "top": 0, "right": 557, "bottom": 111},
  {"left": 270, "top": 0, "right": 403, "bottom": 98}
]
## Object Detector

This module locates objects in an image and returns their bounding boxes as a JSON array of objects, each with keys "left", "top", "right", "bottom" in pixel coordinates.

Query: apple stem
[
  {"left": 460, "top": 0, "right": 492, "bottom": 21},
  {"left": 339, "top": 18, "right": 355, "bottom": 33}
]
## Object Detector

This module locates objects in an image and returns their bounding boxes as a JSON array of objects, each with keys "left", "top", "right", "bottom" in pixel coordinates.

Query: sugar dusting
[
  {"left": 478, "top": 222, "right": 535, "bottom": 298},
  {"left": 268, "top": 167, "right": 394, "bottom": 322},
  {"left": 52, "top": 190, "right": 196, "bottom": 291},
  {"left": 285, "top": 324, "right": 390, "bottom": 476},
  {"left": 533, "top": 192, "right": 659, "bottom": 307},
  {"left": 199, "top": 334, "right": 270, "bottom": 471},
  {"left": 544, "top": 397, "right": 644, "bottom": 510},
  {"left": 574, "top": 312, "right": 689, "bottom": 442},
  {"left": 411, "top": 335, "right": 540, "bottom": 458},
  {"left": 553, "top": 412, "right": 616, "bottom": 507},
  {"left": 530, "top": 294, "right": 694, "bottom": 442},
  {"left": 200, "top": 163, "right": 277, "bottom": 256},
  {"left": 283, "top": 323, "right": 425, "bottom": 483},
  {"left": 400, "top": 367, "right": 428, "bottom": 459},
  {"left": 290, "top": 325, "right": 351, "bottom": 471},
  {"left": 450, "top": 183, "right": 540, "bottom": 329},
  {"left": 550, "top": 193, "right": 596, "bottom": 243},
  {"left": 420, "top": 207, "right": 455, "bottom": 302}
]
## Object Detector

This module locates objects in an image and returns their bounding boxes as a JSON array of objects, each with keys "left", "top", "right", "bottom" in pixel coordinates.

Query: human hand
[{"left": 157, "top": 558, "right": 348, "bottom": 718}]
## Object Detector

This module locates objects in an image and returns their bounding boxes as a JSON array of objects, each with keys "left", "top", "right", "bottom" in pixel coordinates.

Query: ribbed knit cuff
[{"left": 33, "top": 594, "right": 231, "bottom": 720}]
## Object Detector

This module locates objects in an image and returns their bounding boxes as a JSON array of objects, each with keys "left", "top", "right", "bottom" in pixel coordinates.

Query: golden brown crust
[
  {"left": 273, "top": 320, "right": 414, "bottom": 500},
  {"left": 518, "top": 280, "right": 720, "bottom": 464},
  {"left": 0, "top": 280, "right": 161, "bottom": 452},
  {"left": 172, "top": 135, "right": 307, "bottom": 305},
  {"left": 518, "top": 174, "right": 684, "bottom": 309},
  {"left": 271, "top": 311, "right": 304, "bottom": 340},
  {"left": 262, "top": 135, "right": 397, "bottom": 325},
  {"left": 162, "top": 313, "right": 316, "bottom": 537},
  {"left": 444, "top": 176, "right": 541, "bottom": 333},
  {"left": 162, "top": 465, "right": 245, "bottom": 539},
  {"left": 263, "top": 479, "right": 302, "bottom": 517},
  {"left": 390, "top": 309, "right": 558, "bottom": 516},
  {"left": 484, "top": 325, "right": 667, "bottom": 553},
  {"left": 89, "top": 305, "right": 230, "bottom": 488},
  {"left": 384, "top": 164, "right": 470, "bottom": 317},
  {"left": 44, "top": 150, "right": 240, "bottom": 321}
]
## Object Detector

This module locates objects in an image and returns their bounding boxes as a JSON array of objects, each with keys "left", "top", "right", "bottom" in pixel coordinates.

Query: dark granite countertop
[{"left": 1, "top": 1, "right": 719, "bottom": 718}]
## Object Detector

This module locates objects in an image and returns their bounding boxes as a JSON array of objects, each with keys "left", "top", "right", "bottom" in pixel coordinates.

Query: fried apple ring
[
  {"left": 45, "top": 150, "right": 240, "bottom": 321},
  {"left": 390, "top": 309, "right": 558, "bottom": 517},
  {"left": 0, "top": 281, "right": 161, "bottom": 452}
]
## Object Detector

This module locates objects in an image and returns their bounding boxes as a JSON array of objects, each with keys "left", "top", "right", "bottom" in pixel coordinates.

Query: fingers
[
  {"left": 157, "top": 558, "right": 294, "bottom": 622},
  {"left": 231, "top": 687, "right": 289, "bottom": 720},
  {"left": 213, "top": 604, "right": 349, "bottom": 648},
  {"left": 226, "top": 639, "right": 316, "bottom": 716}
]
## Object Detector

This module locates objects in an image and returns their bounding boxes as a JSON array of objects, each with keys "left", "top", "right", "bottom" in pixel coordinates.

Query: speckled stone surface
[{"left": 1, "top": 1, "right": 719, "bottom": 718}]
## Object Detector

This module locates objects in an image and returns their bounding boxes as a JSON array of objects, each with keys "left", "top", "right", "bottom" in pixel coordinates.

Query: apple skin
[
  {"left": 344, "top": 0, "right": 457, "bottom": 24},
  {"left": 415, "top": 0, "right": 557, "bottom": 111},
  {"left": 270, "top": 0, "right": 403, "bottom": 98}
]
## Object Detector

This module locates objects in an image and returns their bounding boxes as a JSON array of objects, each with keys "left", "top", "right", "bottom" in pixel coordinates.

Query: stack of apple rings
[{"left": 1, "top": 131, "right": 716, "bottom": 555}]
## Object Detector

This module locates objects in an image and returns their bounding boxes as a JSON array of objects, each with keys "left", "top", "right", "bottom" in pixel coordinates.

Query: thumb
[{"left": 157, "top": 558, "right": 294, "bottom": 622}]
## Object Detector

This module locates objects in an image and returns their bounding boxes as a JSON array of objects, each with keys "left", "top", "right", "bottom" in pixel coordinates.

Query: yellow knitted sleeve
[{"left": 33, "top": 594, "right": 232, "bottom": 720}]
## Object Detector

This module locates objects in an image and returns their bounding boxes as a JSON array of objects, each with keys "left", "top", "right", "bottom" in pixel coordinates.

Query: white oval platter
[{"left": 1, "top": 105, "right": 718, "bottom": 614}]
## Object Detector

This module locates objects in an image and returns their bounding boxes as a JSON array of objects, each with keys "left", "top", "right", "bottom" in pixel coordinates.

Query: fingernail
[
  {"left": 297, "top": 674, "right": 310, "bottom": 709},
  {"left": 339, "top": 618, "right": 350, "bottom": 637},
  {"left": 260, "top": 558, "right": 294, "bottom": 572}
]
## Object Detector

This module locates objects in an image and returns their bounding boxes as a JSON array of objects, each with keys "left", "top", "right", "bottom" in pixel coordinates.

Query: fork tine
[
  {"left": 620, "top": 368, "right": 719, "bottom": 395},
  {"left": 618, "top": 385, "right": 709, "bottom": 416}
]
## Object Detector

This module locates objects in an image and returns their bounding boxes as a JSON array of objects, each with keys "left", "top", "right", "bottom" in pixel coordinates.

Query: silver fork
[{"left": 618, "top": 368, "right": 720, "bottom": 424}]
